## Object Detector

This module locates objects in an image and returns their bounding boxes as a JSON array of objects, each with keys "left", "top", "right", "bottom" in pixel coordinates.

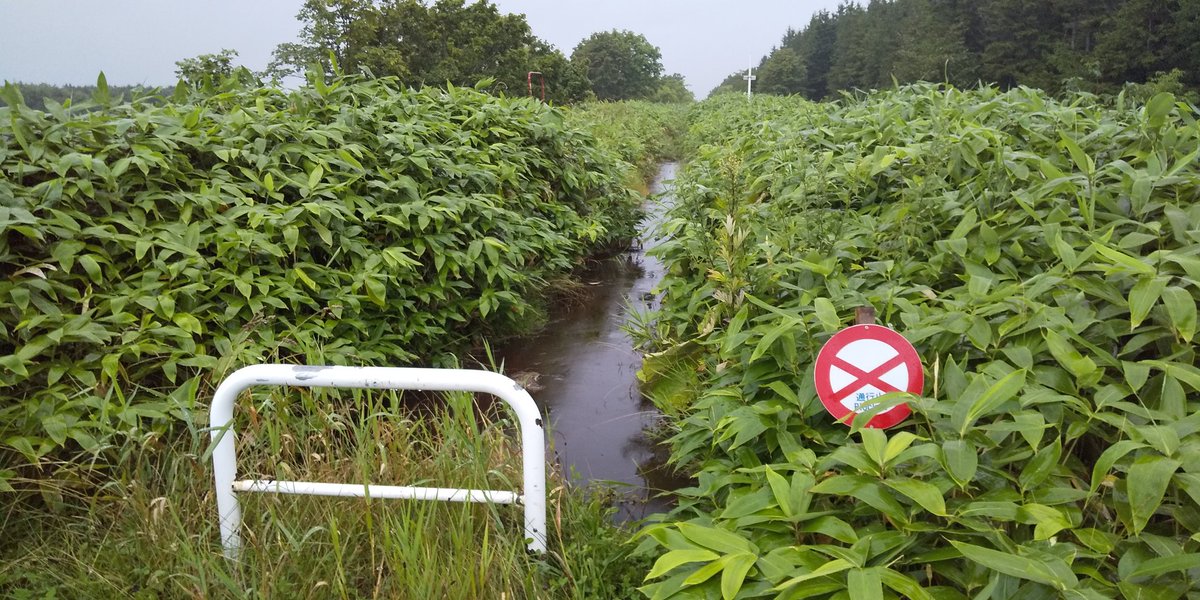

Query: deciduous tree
[
  {"left": 269, "top": 0, "right": 588, "bottom": 103},
  {"left": 571, "top": 30, "right": 664, "bottom": 101}
]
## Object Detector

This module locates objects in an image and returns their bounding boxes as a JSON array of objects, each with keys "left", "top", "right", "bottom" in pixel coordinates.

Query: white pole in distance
[{"left": 744, "top": 58, "right": 756, "bottom": 99}]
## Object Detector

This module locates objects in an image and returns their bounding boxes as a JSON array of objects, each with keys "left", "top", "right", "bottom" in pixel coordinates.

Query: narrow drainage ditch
[{"left": 499, "top": 162, "right": 684, "bottom": 521}]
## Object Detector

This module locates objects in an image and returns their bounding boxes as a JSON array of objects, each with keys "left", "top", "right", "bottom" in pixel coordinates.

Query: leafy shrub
[
  {"left": 0, "top": 74, "right": 640, "bottom": 480},
  {"left": 636, "top": 85, "right": 1200, "bottom": 598},
  {"left": 568, "top": 101, "right": 689, "bottom": 183}
]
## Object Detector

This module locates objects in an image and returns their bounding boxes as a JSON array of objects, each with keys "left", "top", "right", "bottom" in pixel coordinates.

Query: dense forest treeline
[{"left": 714, "top": 0, "right": 1200, "bottom": 99}]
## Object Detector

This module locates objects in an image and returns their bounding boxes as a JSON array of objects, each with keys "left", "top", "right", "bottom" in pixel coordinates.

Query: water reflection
[{"left": 499, "top": 163, "right": 684, "bottom": 521}]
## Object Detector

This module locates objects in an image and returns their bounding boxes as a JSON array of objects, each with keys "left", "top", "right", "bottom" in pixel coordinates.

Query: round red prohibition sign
[{"left": 814, "top": 324, "right": 924, "bottom": 429}]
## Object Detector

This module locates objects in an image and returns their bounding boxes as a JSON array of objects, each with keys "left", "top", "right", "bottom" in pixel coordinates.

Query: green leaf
[
  {"left": 78, "top": 255, "right": 103, "bottom": 284},
  {"left": 814, "top": 298, "right": 840, "bottom": 332},
  {"left": 159, "top": 295, "right": 176, "bottom": 319},
  {"left": 645, "top": 548, "right": 720, "bottom": 580},
  {"left": 1131, "top": 173, "right": 1153, "bottom": 214},
  {"left": 884, "top": 478, "right": 947, "bottom": 516},
  {"left": 1060, "top": 134, "right": 1093, "bottom": 174},
  {"left": 1044, "top": 329, "right": 1097, "bottom": 379},
  {"left": 1127, "top": 455, "right": 1181, "bottom": 535},
  {"left": 676, "top": 523, "right": 753, "bottom": 554},
  {"left": 1018, "top": 439, "right": 1062, "bottom": 491},
  {"left": 812, "top": 476, "right": 907, "bottom": 522},
  {"left": 765, "top": 466, "right": 793, "bottom": 519},
  {"left": 1123, "top": 361, "right": 1152, "bottom": 391},
  {"left": 308, "top": 164, "right": 324, "bottom": 189},
  {"left": 1089, "top": 440, "right": 1143, "bottom": 494},
  {"left": 750, "top": 317, "right": 800, "bottom": 363},
  {"left": 1144, "top": 360, "right": 1200, "bottom": 392},
  {"left": 774, "top": 558, "right": 854, "bottom": 591},
  {"left": 1161, "top": 286, "right": 1196, "bottom": 342},
  {"left": 799, "top": 516, "right": 857, "bottom": 544},
  {"left": 720, "top": 552, "right": 756, "bottom": 600},
  {"left": 1073, "top": 528, "right": 1116, "bottom": 554},
  {"left": 941, "top": 439, "right": 978, "bottom": 489},
  {"left": 1126, "top": 553, "right": 1200, "bottom": 580},
  {"left": 951, "top": 541, "right": 1077, "bottom": 590},
  {"left": 9, "top": 287, "right": 30, "bottom": 311},
  {"left": 172, "top": 313, "right": 203, "bottom": 335},
  {"left": 883, "top": 431, "right": 921, "bottom": 465},
  {"left": 364, "top": 277, "right": 387, "bottom": 307},
  {"left": 879, "top": 568, "right": 934, "bottom": 600},
  {"left": 860, "top": 428, "right": 887, "bottom": 469},
  {"left": 294, "top": 266, "right": 319, "bottom": 291},
  {"left": 6, "top": 436, "right": 40, "bottom": 461},
  {"left": 134, "top": 239, "right": 152, "bottom": 261},
  {"left": 1091, "top": 242, "right": 1156, "bottom": 276},
  {"left": 93, "top": 71, "right": 110, "bottom": 104},
  {"left": 1145, "top": 92, "right": 1175, "bottom": 129},
  {"left": 683, "top": 554, "right": 728, "bottom": 585},
  {"left": 721, "top": 304, "right": 751, "bottom": 356},
  {"left": 1128, "top": 276, "right": 1168, "bottom": 330},
  {"left": 1021, "top": 503, "right": 1072, "bottom": 541},
  {"left": 42, "top": 414, "right": 69, "bottom": 445},
  {"left": 847, "top": 567, "right": 882, "bottom": 600},
  {"left": 957, "top": 369, "right": 1026, "bottom": 436},
  {"left": 337, "top": 148, "right": 364, "bottom": 170}
]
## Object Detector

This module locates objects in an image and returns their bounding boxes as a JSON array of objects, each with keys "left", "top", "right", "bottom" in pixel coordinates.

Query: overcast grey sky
[{"left": 0, "top": 0, "right": 843, "bottom": 97}]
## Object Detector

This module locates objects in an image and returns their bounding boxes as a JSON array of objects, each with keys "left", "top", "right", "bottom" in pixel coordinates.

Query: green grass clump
[{"left": 635, "top": 86, "right": 1200, "bottom": 598}]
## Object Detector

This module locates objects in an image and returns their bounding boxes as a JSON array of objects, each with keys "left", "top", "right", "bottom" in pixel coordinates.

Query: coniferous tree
[
  {"left": 1165, "top": 0, "right": 1200, "bottom": 88},
  {"left": 713, "top": 0, "right": 1198, "bottom": 100},
  {"left": 827, "top": 2, "right": 873, "bottom": 94},
  {"left": 892, "top": 0, "right": 972, "bottom": 86},
  {"left": 793, "top": 11, "right": 838, "bottom": 99},
  {"left": 1094, "top": 0, "right": 1174, "bottom": 87},
  {"left": 758, "top": 48, "right": 807, "bottom": 95}
]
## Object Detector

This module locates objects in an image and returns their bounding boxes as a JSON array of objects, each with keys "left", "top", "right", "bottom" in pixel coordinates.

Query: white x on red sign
[{"left": 813, "top": 324, "right": 924, "bottom": 428}]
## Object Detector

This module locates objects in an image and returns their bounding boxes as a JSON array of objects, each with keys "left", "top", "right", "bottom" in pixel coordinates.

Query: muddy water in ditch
[{"left": 499, "top": 162, "right": 682, "bottom": 521}]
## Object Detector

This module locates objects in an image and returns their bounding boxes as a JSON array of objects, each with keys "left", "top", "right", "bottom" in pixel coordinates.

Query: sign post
[
  {"left": 743, "top": 59, "right": 756, "bottom": 99},
  {"left": 813, "top": 324, "right": 923, "bottom": 428}
]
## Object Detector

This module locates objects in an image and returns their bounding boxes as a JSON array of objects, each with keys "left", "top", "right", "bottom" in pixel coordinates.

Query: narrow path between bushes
[{"left": 499, "top": 163, "right": 683, "bottom": 521}]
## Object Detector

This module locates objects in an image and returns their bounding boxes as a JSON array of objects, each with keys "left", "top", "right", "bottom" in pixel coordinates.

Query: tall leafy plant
[
  {"left": 0, "top": 73, "right": 640, "bottom": 487},
  {"left": 637, "top": 86, "right": 1200, "bottom": 599}
]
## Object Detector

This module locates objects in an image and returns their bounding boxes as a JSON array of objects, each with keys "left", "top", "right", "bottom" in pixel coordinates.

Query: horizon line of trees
[
  {"left": 713, "top": 0, "right": 1200, "bottom": 100},
  {"left": 5, "top": 1, "right": 694, "bottom": 109},
  {"left": 0, "top": 81, "right": 148, "bottom": 110},
  {"left": 267, "top": 0, "right": 692, "bottom": 104}
]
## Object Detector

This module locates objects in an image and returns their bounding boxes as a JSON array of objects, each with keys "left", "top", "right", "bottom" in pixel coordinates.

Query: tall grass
[{"left": 1, "top": 383, "right": 646, "bottom": 598}]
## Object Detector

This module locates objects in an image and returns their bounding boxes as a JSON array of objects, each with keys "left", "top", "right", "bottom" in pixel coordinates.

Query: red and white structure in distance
[{"left": 813, "top": 324, "right": 924, "bottom": 429}]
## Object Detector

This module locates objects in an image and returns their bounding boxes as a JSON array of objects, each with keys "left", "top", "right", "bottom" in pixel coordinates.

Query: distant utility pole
[{"left": 743, "top": 59, "right": 756, "bottom": 99}]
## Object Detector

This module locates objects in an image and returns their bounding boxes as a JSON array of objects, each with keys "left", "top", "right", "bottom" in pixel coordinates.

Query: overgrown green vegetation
[
  {"left": 635, "top": 87, "right": 1200, "bottom": 598},
  {"left": 0, "top": 72, "right": 640, "bottom": 484},
  {"left": 714, "top": 0, "right": 1200, "bottom": 99},
  {"left": 0, "top": 74, "right": 667, "bottom": 597},
  {"left": 568, "top": 101, "right": 689, "bottom": 185}
]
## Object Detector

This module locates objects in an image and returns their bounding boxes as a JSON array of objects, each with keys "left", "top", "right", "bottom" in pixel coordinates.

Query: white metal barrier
[{"left": 209, "top": 364, "right": 547, "bottom": 558}]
